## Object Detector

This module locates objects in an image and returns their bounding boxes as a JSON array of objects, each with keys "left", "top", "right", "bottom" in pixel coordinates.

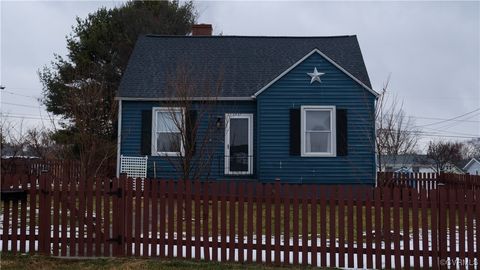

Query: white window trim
[
  {"left": 224, "top": 113, "right": 254, "bottom": 175},
  {"left": 151, "top": 107, "right": 185, "bottom": 157},
  {"left": 300, "top": 105, "right": 336, "bottom": 157}
]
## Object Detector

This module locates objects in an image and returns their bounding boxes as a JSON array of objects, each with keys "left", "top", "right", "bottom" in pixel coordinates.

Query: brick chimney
[{"left": 192, "top": 24, "right": 212, "bottom": 36}]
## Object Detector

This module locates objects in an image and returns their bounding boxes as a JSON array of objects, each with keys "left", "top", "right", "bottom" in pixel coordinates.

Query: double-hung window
[
  {"left": 152, "top": 107, "right": 185, "bottom": 156},
  {"left": 301, "top": 106, "right": 336, "bottom": 157}
]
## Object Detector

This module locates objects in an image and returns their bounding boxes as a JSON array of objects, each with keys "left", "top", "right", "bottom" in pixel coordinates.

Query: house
[
  {"left": 444, "top": 162, "right": 467, "bottom": 174},
  {"left": 463, "top": 157, "right": 480, "bottom": 175},
  {"left": 380, "top": 154, "right": 435, "bottom": 173},
  {"left": 116, "top": 24, "right": 378, "bottom": 184},
  {"left": 380, "top": 154, "right": 465, "bottom": 174},
  {"left": 1, "top": 143, "right": 39, "bottom": 159}
]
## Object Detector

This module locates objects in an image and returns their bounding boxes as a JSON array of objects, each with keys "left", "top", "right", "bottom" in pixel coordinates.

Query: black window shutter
[
  {"left": 186, "top": 110, "right": 197, "bottom": 156},
  {"left": 290, "top": 108, "right": 301, "bottom": 155},
  {"left": 336, "top": 109, "right": 348, "bottom": 156},
  {"left": 141, "top": 110, "right": 152, "bottom": 155}
]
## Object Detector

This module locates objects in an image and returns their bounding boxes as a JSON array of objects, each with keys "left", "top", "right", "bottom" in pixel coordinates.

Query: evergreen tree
[{"left": 39, "top": 1, "right": 196, "bottom": 173}]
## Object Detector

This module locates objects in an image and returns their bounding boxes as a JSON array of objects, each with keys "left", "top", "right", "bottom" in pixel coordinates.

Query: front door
[{"left": 225, "top": 114, "right": 253, "bottom": 175}]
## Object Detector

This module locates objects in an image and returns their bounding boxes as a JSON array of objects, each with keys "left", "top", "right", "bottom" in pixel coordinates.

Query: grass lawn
[{"left": 0, "top": 253, "right": 336, "bottom": 270}]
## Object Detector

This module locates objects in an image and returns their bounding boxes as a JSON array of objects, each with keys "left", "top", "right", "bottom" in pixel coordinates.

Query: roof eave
[
  {"left": 463, "top": 157, "right": 480, "bottom": 170},
  {"left": 115, "top": 96, "right": 255, "bottom": 101}
]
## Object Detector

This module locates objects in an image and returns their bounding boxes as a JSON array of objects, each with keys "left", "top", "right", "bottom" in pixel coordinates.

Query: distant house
[
  {"left": 116, "top": 24, "right": 378, "bottom": 184},
  {"left": 380, "top": 154, "right": 465, "bottom": 174},
  {"left": 1, "top": 144, "right": 39, "bottom": 159},
  {"left": 380, "top": 154, "right": 435, "bottom": 173},
  {"left": 463, "top": 157, "right": 480, "bottom": 175},
  {"left": 444, "top": 161, "right": 467, "bottom": 174}
]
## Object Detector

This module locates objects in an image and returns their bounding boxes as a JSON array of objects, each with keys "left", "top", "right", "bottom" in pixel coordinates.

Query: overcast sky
[{"left": 1, "top": 1, "right": 479, "bottom": 152}]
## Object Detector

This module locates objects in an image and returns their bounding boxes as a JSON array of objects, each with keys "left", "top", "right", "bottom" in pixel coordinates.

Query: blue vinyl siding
[
  {"left": 120, "top": 52, "right": 376, "bottom": 184},
  {"left": 256, "top": 52, "right": 376, "bottom": 184},
  {"left": 121, "top": 101, "right": 256, "bottom": 179}
]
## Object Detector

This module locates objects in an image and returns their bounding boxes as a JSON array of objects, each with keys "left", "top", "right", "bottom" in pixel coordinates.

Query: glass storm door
[{"left": 225, "top": 114, "right": 253, "bottom": 175}]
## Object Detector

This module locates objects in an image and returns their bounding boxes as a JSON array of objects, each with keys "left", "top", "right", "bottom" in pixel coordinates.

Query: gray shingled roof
[
  {"left": 118, "top": 35, "right": 372, "bottom": 98},
  {"left": 382, "top": 154, "right": 433, "bottom": 166}
]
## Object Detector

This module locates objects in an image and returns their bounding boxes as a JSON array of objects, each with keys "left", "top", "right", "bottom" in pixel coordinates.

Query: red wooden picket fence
[
  {"left": 1, "top": 159, "right": 116, "bottom": 180},
  {"left": 378, "top": 172, "right": 480, "bottom": 196},
  {"left": 1, "top": 174, "right": 479, "bottom": 269},
  {"left": 1, "top": 159, "right": 81, "bottom": 179}
]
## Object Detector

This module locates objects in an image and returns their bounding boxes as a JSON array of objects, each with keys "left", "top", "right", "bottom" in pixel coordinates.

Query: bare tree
[
  {"left": 24, "top": 128, "right": 55, "bottom": 160},
  {"left": 155, "top": 64, "right": 224, "bottom": 180},
  {"left": 63, "top": 77, "right": 117, "bottom": 179},
  {"left": 462, "top": 138, "right": 480, "bottom": 159},
  {"left": 427, "top": 140, "right": 464, "bottom": 173},
  {"left": 375, "top": 79, "right": 419, "bottom": 172},
  {"left": 0, "top": 119, "right": 29, "bottom": 159},
  {"left": 0, "top": 120, "right": 34, "bottom": 176}
]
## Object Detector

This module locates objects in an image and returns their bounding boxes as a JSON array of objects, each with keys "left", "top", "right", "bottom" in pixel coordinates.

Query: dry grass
[{"left": 0, "top": 253, "right": 336, "bottom": 270}]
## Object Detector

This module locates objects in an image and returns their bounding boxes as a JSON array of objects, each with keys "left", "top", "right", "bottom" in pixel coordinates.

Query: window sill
[
  {"left": 225, "top": 172, "right": 254, "bottom": 176},
  {"left": 152, "top": 152, "right": 183, "bottom": 157},
  {"left": 301, "top": 152, "right": 337, "bottom": 157}
]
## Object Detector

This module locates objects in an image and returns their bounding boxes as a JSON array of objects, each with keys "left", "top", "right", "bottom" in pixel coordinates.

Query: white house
[
  {"left": 380, "top": 154, "right": 465, "bottom": 174},
  {"left": 463, "top": 157, "right": 480, "bottom": 175}
]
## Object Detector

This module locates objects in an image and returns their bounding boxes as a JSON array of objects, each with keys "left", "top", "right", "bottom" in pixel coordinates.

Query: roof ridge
[{"left": 144, "top": 34, "right": 357, "bottom": 39}]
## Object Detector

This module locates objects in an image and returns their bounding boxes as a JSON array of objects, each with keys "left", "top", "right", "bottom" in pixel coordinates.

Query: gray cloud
[
  {"left": 1, "top": 1, "right": 120, "bottom": 130},
  {"left": 1, "top": 1, "right": 478, "bottom": 151},
  {"left": 196, "top": 1, "right": 479, "bottom": 149}
]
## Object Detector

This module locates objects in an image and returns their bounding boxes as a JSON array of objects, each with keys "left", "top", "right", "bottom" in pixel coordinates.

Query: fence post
[
  {"left": 438, "top": 172, "right": 446, "bottom": 187},
  {"left": 118, "top": 174, "right": 127, "bottom": 256},
  {"left": 438, "top": 186, "right": 448, "bottom": 270},
  {"left": 38, "top": 171, "right": 51, "bottom": 255}
]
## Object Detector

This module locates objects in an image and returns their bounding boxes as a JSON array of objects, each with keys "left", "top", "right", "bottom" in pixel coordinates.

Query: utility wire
[
  {"left": 416, "top": 130, "right": 478, "bottom": 138},
  {"left": 2, "top": 87, "right": 42, "bottom": 91},
  {"left": 1, "top": 101, "right": 42, "bottom": 108},
  {"left": 407, "top": 115, "right": 480, "bottom": 123},
  {"left": 422, "top": 126, "right": 480, "bottom": 137},
  {"left": 1, "top": 114, "right": 61, "bottom": 121},
  {"left": 379, "top": 128, "right": 479, "bottom": 138},
  {"left": 0, "top": 90, "right": 40, "bottom": 100},
  {"left": 432, "top": 113, "right": 480, "bottom": 131},
  {"left": 413, "top": 108, "right": 480, "bottom": 128},
  {"left": 417, "top": 133, "right": 478, "bottom": 139},
  {"left": 1, "top": 112, "right": 62, "bottom": 119}
]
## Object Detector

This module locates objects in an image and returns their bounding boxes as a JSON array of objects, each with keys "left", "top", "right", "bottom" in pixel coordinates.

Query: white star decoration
[{"left": 307, "top": 67, "right": 325, "bottom": 84}]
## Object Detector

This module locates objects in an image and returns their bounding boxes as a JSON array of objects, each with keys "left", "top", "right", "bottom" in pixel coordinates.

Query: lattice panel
[{"left": 120, "top": 155, "right": 148, "bottom": 179}]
